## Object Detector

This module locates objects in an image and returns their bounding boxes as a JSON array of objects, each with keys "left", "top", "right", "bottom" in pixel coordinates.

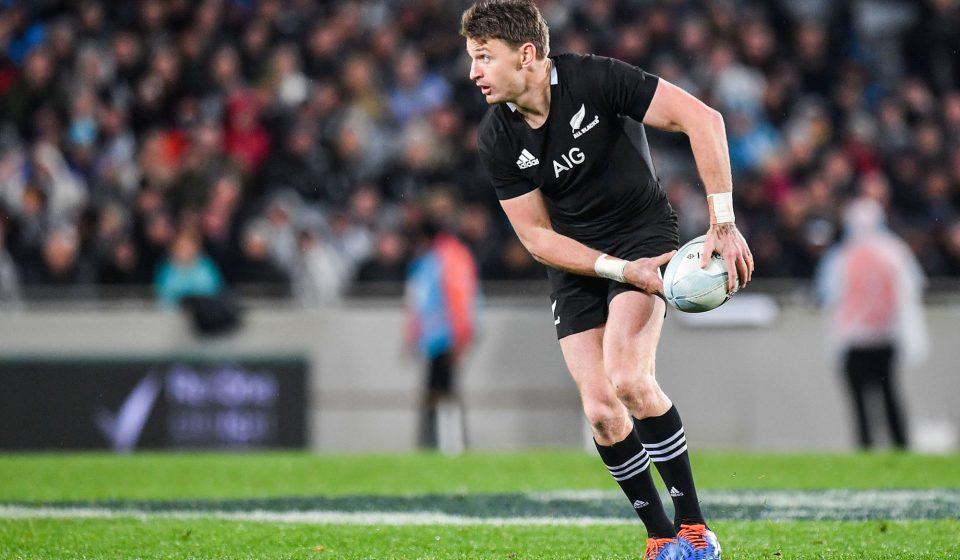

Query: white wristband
[
  {"left": 594, "top": 254, "right": 627, "bottom": 283},
  {"left": 708, "top": 192, "right": 735, "bottom": 224}
]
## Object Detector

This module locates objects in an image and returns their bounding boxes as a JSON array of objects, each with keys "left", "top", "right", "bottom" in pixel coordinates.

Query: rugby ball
[{"left": 662, "top": 235, "right": 737, "bottom": 313}]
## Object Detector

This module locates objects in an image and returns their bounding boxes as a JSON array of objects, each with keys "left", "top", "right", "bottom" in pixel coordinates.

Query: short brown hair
[{"left": 460, "top": 0, "right": 550, "bottom": 59}]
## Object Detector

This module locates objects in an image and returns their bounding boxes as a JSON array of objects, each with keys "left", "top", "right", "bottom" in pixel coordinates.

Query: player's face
[{"left": 466, "top": 38, "right": 524, "bottom": 104}]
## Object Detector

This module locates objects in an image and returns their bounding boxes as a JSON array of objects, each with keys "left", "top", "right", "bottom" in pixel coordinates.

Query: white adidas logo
[
  {"left": 669, "top": 486, "right": 684, "bottom": 497},
  {"left": 633, "top": 499, "right": 649, "bottom": 509},
  {"left": 516, "top": 148, "right": 539, "bottom": 169}
]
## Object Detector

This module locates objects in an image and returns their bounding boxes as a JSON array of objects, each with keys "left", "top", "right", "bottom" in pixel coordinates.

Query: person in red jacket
[{"left": 405, "top": 220, "right": 480, "bottom": 453}]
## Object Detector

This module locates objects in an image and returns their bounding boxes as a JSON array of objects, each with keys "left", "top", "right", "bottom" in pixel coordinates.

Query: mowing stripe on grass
[{"left": 4, "top": 489, "right": 958, "bottom": 522}]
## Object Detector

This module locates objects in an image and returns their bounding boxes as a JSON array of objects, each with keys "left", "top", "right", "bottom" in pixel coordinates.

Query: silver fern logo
[
  {"left": 570, "top": 104, "right": 599, "bottom": 138},
  {"left": 570, "top": 104, "right": 586, "bottom": 130}
]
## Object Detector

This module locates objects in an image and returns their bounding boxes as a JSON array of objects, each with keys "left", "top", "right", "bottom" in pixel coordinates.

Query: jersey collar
[{"left": 507, "top": 62, "right": 558, "bottom": 113}]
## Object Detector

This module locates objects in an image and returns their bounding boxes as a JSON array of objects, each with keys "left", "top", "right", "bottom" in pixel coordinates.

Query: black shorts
[{"left": 548, "top": 220, "right": 679, "bottom": 339}]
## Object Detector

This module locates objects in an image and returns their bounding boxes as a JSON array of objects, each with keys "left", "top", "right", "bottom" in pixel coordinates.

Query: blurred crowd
[{"left": 0, "top": 0, "right": 959, "bottom": 307}]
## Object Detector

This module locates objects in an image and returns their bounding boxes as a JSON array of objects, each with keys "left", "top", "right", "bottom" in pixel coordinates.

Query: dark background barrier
[{"left": 0, "top": 357, "right": 308, "bottom": 451}]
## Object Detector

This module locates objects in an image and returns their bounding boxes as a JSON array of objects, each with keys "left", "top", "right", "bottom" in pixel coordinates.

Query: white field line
[{"left": 0, "top": 506, "right": 634, "bottom": 526}]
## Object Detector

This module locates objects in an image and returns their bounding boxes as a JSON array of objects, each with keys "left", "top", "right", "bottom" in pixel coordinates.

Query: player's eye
[{"left": 481, "top": 55, "right": 490, "bottom": 62}]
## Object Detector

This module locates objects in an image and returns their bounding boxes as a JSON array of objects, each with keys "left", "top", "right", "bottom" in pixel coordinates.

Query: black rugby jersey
[{"left": 477, "top": 53, "right": 676, "bottom": 246}]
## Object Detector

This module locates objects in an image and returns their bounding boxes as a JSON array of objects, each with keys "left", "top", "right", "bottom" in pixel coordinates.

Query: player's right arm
[
  {"left": 641, "top": 78, "right": 753, "bottom": 291},
  {"left": 499, "top": 189, "right": 673, "bottom": 294},
  {"left": 589, "top": 54, "right": 753, "bottom": 291}
]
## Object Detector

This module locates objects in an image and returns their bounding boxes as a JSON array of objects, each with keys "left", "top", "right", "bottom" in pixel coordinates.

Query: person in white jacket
[{"left": 815, "top": 196, "right": 929, "bottom": 449}]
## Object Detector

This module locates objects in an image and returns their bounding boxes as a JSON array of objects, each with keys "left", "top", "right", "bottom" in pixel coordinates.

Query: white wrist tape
[
  {"left": 594, "top": 254, "right": 627, "bottom": 283},
  {"left": 708, "top": 192, "right": 735, "bottom": 224}
]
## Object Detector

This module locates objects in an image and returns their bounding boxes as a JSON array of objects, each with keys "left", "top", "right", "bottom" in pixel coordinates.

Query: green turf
[
  {"left": 1, "top": 451, "right": 958, "bottom": 501},
  {"left": 2, "top": 452, "right": 959, "bottom": 558},
  {"left": 2, "top": 518, "right": 958, "bottom": 559}
]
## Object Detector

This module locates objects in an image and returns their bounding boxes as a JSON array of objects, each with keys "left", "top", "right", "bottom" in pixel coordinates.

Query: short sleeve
[
  {"left": 477, "top": 116, "right": 537, "bottom": 200},
  {"left": 586, "top": 55, "right": 660, "bottom": 123}
]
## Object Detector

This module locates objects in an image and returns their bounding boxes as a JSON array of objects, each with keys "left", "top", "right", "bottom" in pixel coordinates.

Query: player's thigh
[
  {"left": 603, "top": 289, "right": 665, "bottom": 379},
  {"left": 559, "top": 327, "right": 626, "bottom": 412},
  {"left": 559, "top": 326, "right": 607, "bottom": 395}
]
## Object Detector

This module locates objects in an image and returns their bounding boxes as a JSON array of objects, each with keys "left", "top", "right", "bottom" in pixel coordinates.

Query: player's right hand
[
  {"left": 702, "top": 223, "right": 753, "bottom": 291},
  {"left": 624, "top": 250, "right": 675, "bottom": 296}
]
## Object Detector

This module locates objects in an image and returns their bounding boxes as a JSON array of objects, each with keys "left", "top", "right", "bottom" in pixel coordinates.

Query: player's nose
[{"left": 469, "top": 61, "right": 481, "bottom": 81}]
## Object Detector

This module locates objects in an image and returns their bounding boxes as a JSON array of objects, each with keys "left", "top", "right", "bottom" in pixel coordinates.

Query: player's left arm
[
  {"left": 500, "top": 188, "right": 672, "bottom": 295},
  {"left": 642, "top": 79, "right": 754, "bottom": 290}
]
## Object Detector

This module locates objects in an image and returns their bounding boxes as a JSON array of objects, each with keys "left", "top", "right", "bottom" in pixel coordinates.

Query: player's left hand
[
  {"left": 624, "top": 250, "right": 676, "bottom": 296},
  {"left": 701, "top": 223, "right": 753, "bottom": 292}
]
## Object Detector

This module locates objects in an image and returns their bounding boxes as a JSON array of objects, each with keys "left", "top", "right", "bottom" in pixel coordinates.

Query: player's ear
[{"left": 519, "top": 42, "right": 537, "bottom": 67}]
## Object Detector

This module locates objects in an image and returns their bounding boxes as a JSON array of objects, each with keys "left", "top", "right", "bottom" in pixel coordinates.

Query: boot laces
[
  {"left": 679, "top": 523, "right": 709, "bottom": 550},
  {"left": 645, "top": 537, "right": 676, "bottom": 560}
]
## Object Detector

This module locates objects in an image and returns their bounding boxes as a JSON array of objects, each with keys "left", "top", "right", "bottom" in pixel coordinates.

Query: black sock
[
  {"left": 634, "top": 405, "right": 705, "bottom": 528},
  {"left": 595, "top": 428, "right": 675, "bottom": 538}
]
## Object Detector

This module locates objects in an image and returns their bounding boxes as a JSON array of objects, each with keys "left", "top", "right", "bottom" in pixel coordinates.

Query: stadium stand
[{"left": 1, "top": 0, "right": 959, "bottom": 307}]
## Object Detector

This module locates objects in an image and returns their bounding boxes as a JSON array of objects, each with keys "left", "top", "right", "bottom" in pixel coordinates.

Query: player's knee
[
  {"left": 609, "top": 372, "right": 660, "bottom": 413},
  {"left": 582, "top": 401, "right": 627, "bottom": 441}
]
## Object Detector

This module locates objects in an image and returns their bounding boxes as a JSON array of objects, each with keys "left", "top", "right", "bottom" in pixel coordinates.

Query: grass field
[{"left": 2, "top": 451, "right": 959, "bottom": 559}]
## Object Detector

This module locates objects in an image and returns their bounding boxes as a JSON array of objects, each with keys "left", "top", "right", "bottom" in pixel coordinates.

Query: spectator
[
  {"left": 199, "top": 171, "right": 243, "bottom": 279},
  {"left": 4, "top": 4, "right": 47, "bottom": 67},
  {"left": 4, "top": 183, "right": 48, "bottom": 272},
  {"left": 340, "top": 54, "right": 385, "bottom": 122},
  {"left": 387, "top": 47, "right": 451, "bottom": 125},
  {"left": 0, "top": 45, "right": 58, "bottom": 139},
  {"left": 267, "top": 43, "right": 310, "bottom": 110},
  {"left": 24, "top": 223, "right": 95, "bottom": 290},
  {"left": 262, "top": 121, "right": 329, "bottom": 203},
  {"left": 291, "top": 226, "right": 347, "bottom": 308},
  {"left": 97, "top": 235, "right": 145, "bottom": 286},
  {"left": 303, "top": 22, "right": 341, "bottom": 80},
  {"left": 260, "top": 189, "right": 301, "bottom": 274},
  {"left": 233, "top": 219, "right": 291, "bottom": 289},
  {"left": 93, "top": 96, "right": 139, "bottom": 199},
  {"left": 207, "top": 44, "right": 246, "bottom": 102},
  {"left": 223, "top": 91, "right": 271, "bottom": 176},
  {"left": 30, "top": 142, "right": 88, "bottom": 219},
  {"left": 355, "top": 229, "right": 409, "bottom": 284},
  {"left": 154, "top": 227, "right": 224, "bottom": 308}
]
